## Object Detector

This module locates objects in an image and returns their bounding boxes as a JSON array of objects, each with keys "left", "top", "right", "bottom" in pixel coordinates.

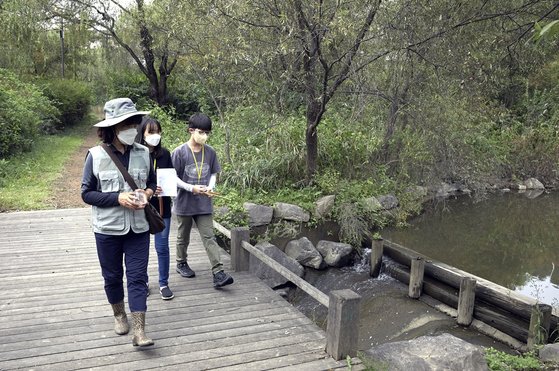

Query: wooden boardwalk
[{"left": 0, "top": 208, "right": 358, "bottom": 370}]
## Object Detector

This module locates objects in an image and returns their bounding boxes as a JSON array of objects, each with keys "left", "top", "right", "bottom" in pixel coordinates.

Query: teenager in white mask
[
  {"left": 136, "top": 118, "right": 175, "bottom": 301},
  {"left": 172, "top": 113, "right": 234, "bottom": 288}
]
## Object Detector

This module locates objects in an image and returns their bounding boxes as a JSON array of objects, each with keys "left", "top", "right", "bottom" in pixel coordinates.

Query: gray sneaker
[
  {"left": 213, "top": 271, "right": 234, "bottom": 288},
  {"left": 176, "top": 262, "right": 195, "bottom": 278},
  {"left": 160, "top": 286, "right": 174, "bottom": 300}
]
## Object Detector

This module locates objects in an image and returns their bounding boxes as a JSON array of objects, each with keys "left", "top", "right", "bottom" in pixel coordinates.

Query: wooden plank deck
[{"left": 0, "top": 208, "right": 359, "bottom": 370}]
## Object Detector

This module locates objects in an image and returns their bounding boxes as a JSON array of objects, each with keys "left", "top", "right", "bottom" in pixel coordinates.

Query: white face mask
[
  {"left": 192, "top": 130, "right": 208, "bottom": 145},
  {"left": 116, "top": 127, "right": 138, "bottom": 146},
  {"left": 144, "top": 134, "right": 161, "bottom": 147}
]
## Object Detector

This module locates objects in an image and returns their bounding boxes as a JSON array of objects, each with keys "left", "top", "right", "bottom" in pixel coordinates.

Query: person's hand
[
  {"left": 192, "top": 185, "right": 207, "bottom": 195},
  {"left": 203, "top": 188, "right": 218, "bottom": 198},
  {"left": 154, "top": 186, "right": 163, "bottom": 197},
  {"left": 118, "top": 191, "right": 145, "bottom": 210}
]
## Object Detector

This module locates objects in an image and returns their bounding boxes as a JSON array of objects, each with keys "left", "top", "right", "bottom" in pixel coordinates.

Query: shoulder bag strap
[{"left": 101, "top": 143, "right": 139, "bottom": 190}]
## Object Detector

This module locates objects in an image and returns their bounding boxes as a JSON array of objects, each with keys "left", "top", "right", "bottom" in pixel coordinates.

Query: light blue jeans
[{"left": 154, "top": 217, "right": 172, "bottom": 287}]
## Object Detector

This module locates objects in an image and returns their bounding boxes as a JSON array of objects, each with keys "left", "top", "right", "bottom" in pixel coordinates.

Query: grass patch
[
  {"left": 0, "top": 116, "right": 95, "bottom": 211},
  {"left": 485, "top": 347, "right": 543, "bottom": 371}
]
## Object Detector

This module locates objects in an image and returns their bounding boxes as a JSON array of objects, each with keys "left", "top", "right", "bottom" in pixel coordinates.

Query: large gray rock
[
  {"left": 249, "top": 241, "right": 304, "bottom": 288},
  {"left": 524, "top": 177, "right": 545, "bottom": 190},
  {"left": 316, "top": 240, "right": 354, "bottom": 267},
  {"left": 363, "top": 333, "right": 489, "bottom": 371},
  {"left": 243, "top": 202, "right": 273, "bottom": 227},
  {"left": 378, "top": 194, "right": 399, "bottom": 210},
  {"left": 285, "top": 237, "right": 326, "bottom": 270},
  {"left": 314, "top": 195, "right": 336, "bottom": 219},
  {"left": 434, "top": 182, "right": 460, "bottom": 198},
  {"left": 273, "top": 202, "right": 310, "bottom": 222},
  {"left": 539, "top": 343, "right": 559, "bottom": 363},
  {"left": 214, "top": 206, "right": 230, "bottom": 219}
]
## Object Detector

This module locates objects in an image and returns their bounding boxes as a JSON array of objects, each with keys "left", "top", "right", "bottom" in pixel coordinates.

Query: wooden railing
[
  {"left": 376, "top": 238, "right": 559, "bottom": 351},
  {"left": 213, "top": 221, "right": 361, "bottom": 361}
]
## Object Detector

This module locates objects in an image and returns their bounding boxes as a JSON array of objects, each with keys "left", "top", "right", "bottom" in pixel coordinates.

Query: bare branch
[{"left": 325, "top": 0, "right": 381, "bottom": 104}]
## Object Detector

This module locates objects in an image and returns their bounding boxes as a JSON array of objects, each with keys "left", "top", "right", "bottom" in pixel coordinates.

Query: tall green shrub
[
  {"left": 0, "top": 69, "right": 58, "bottom": 158},
  {"left": 105, "top": 70, "right": 150, "bottom": 107},
  {"left": 219, "top": 106, "right": 307, "bottom": 191},
  {"left": 40, "top": 79, "right": 93, "bottom": 129}
]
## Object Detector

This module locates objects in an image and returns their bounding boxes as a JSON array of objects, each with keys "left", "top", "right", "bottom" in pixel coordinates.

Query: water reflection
[{"left": 383, "top": 191, "right": 559, "bottom": 306}]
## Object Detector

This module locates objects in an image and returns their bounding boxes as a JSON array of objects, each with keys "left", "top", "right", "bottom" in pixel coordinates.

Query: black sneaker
[
  {"left": 176, "top": 262, "right": 195, "bottom": 278},
  {"left": 160, "top": 286, "right": 174, "bottom": 300},
  {"left": 213, "top": 271, "right": 234, "bottom": 288}
]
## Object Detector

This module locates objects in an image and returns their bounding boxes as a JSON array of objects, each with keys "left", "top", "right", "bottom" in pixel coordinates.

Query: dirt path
[{"left": 47, "top": 125, "right": 100, "bottom": 209}]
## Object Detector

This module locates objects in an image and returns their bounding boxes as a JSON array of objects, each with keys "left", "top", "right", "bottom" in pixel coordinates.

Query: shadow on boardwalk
[{"left": 0, "top": 208, "right": 359, "bottom": 370}]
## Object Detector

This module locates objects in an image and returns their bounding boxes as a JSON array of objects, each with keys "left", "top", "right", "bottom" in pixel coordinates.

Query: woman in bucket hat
[{"left": 81, "top": 97, "right": 155, "bottom": 347}]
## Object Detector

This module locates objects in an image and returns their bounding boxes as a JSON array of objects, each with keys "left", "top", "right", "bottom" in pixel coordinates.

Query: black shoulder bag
[{"left": 101, "top": 144, "right": 165, "bottom": 234}]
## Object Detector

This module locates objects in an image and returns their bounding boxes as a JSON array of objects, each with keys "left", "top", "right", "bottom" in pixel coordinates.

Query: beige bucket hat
[{"left": 94, "top": 98, "right": 150, "bottom": 127}]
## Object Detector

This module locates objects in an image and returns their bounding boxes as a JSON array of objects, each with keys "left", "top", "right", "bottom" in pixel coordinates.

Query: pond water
[{"left": 383, "top": 190, "right": 559, "bottom": 306}]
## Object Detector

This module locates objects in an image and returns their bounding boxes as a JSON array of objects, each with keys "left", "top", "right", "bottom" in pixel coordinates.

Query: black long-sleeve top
[{"left": 150, "top": 147, "right": 173, "bottom": 218}]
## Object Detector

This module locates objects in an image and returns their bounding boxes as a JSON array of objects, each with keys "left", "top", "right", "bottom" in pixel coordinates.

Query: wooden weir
[
  {"left": 0, "top": 208, "right": 362, "bottom": 370},
  {"left": 377, "top": 238, "right": 559, "bottom": 351}
]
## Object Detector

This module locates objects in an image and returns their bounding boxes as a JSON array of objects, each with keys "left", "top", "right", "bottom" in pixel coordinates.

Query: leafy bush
[
  {"left": 318, "top": 105, "right": 384, "bottom": 180},
  {"left": 485, "top": 348, "right": 542, "bottom": 371},
  {"left": 40, "top": 78, "right": 93, "bottom": 130},
  {"left": 105, "top": 70, "right": 151, "bottom": 107},
  {"left": 396, "top": 93, "right": 503, "bottom": 190},
  {"left": 0, "top": 69, "right": 59, "bottom": 158},
  {"left": 218, "top": 105, "right": 307, "bottom": 191},
  {"left": 167, "top": 75, "right": 209, "bottom": 119}
]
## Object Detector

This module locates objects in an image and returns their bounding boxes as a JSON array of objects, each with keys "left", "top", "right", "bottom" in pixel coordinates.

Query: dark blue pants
[{"left": 95, "top": 230, "right": 150, "bottom": 312}]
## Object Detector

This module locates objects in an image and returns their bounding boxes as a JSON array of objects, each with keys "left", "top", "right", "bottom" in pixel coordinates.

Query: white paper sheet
[{"left": 157, "top": 168, "right": 178, "bottom": 197}]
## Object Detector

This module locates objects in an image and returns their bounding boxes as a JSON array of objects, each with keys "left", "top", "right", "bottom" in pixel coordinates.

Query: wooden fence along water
[
  {"left": 0, "top": 208, "right": 361, "bottom": 370},
  {"left": 215, "top": 219, "right": 559, "bottom": 356},
  {"left": 213, "top": 223, "right": 362, "bottom": 361},
  {"left": 377, "top": 238, "right": 559, "bottom": 351}
]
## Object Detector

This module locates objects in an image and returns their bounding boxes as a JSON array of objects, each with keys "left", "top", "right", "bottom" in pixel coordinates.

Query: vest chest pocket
[
  {"left": 98, "top": 170, "right": 121, "bottom": 192},
  {"left": 131, "top": 168, "right": 147, "bottom": 189}
]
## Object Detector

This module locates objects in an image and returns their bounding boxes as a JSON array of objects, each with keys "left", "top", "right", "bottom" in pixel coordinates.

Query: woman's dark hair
[
  {"left": 97, "top": 127, "right": 115, "bottom": 144},
  {"left": 97, "top": 115, "right": 143, "bottom": 144},
  {"left": 136, "top": 117, "right": 163, "bottom": 158},
  {"left": 188, "top": 113, "right": 212, "bottom": 131}
]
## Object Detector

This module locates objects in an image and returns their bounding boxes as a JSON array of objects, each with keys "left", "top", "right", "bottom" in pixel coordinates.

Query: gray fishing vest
[{"left": 89, "top": 144, "right": 150, "bottom": 235}]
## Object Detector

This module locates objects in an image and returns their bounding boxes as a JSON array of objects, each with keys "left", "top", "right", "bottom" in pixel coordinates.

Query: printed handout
[{"left": 157, "top": 168, "right": 178, "bottom": 197}]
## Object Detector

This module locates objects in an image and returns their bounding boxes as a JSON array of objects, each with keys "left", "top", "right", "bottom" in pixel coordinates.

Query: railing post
[
  {"left": 457, "top": 277, "right": 476, "bottom": 326},
  {"left": 326, "top": 289, "right": 361, "bottom": 360},
  {"left": 230, "top": 227, "right": 250, "bottom": 272},
  {"left": 369, "top": 238, "right": 383, "bottom": 278},
  {"left": 528, "top": 303, "right": 552, "bottom": 349},
  {"left": 408, "top": 257, "right": 425, "bottom": 299}
]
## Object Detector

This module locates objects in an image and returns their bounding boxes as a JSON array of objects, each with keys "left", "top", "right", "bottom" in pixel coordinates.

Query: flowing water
[
  {"left": 283, "top": 190, "right": 559, "bottom": 350},
  {"left": 383, "top": 190, "right": 559, "bottom": 306}
]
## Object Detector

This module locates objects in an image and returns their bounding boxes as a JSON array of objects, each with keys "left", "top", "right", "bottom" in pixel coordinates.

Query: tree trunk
[
  {"left": 305, "top": 102, "right": 323, "bottom": 181},
  {"left": 380, "top": 97, "right": 399, "bottom": 163},
  {"left": 157, "top": 73, "right": 168, "bottom": 106}
]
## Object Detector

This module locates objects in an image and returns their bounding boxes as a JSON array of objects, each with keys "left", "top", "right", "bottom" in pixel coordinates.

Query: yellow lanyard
[{"left": 189, "top": 145, "right": 205, "bottom": 181}]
